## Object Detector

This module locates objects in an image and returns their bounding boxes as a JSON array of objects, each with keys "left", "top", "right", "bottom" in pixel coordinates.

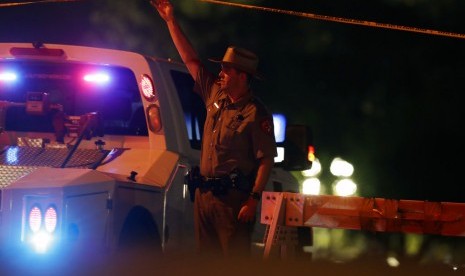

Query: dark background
[{"left": 1, "top": 0, "right": 464, "bottom": 202}]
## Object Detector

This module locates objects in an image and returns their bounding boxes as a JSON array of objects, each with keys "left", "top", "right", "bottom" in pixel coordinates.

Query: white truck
[{"left": 0, "top": 42, "right": 312, "bottom": 265}]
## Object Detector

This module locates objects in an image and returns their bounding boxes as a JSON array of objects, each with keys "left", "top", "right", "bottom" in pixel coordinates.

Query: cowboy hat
[{"left": 208, "top": 46, "right": 263, "bottom": 79}]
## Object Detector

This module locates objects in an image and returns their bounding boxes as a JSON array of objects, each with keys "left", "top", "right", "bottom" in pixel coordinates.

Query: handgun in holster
[
  {"left": 185, "top": 166, "right": 201, "bottom": 202},
  {"left": 229, "top": 168, "right": 254, "bottom": 193}
]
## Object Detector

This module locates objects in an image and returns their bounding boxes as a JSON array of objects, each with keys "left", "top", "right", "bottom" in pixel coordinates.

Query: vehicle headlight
[
  {"left": 29, "top": 206, "right": 42, "bottom": 233},
  {"left": 27, "top": 205, "right": 58, "bottom": 254},
  {"left": 44, "top": 206, "right": 58, "bottom": 233}
]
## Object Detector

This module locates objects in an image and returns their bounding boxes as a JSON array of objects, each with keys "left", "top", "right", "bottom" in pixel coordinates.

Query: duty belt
[
  {"left": 202, "top": 173, "right": 254, "bottom": 195},
  {"left": 200, "top": 176, "right": 233, "bottom": 189}
]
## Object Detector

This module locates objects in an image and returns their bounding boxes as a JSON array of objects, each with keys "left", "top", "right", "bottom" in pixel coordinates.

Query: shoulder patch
[{"left": 260, "top": 117, "right": 274, "bottom": 136}]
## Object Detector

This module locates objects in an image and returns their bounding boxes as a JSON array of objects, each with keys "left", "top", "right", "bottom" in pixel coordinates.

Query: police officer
[{"left": 151, "top": 0, "right": 277, "bottom": 258}]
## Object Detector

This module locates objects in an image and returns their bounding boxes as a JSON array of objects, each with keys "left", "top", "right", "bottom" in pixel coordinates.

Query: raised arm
[{"left": 150, "top": 0, "right": 201, "bottom": 79}]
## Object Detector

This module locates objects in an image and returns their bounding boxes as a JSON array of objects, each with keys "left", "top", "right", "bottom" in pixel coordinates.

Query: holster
[
  {"left": 185, "top": 166, "right": 201, "bottom": 202},
  {"left": 229, "top": 168, "right": 254, "bottom": 193}
]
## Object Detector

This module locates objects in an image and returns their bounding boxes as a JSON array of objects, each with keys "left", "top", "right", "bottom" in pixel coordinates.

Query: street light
[
  {"left": 301, "top": 159, "right": 322, "bottom": 195},
  {"left": 330, "top": 157, "right": 357, "bottom": 196},
  {"left": 333, "top": 178, "right": 357, "bottom": 196},
  {"left": 302, "top": 177, "right": 321, "bottom": 195},
  {"left": 330, "top": 157, "right": 354, "bottom": 177}
]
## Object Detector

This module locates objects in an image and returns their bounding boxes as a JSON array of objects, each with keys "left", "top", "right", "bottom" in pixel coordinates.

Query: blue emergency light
[{"left": 0, "top": 71, "right": 17, "bottom": 82}]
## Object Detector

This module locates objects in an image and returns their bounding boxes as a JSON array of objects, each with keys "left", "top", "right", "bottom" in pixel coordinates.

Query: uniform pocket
[{"left": 220, "top": 116, "right": 247, "bottom": 147}]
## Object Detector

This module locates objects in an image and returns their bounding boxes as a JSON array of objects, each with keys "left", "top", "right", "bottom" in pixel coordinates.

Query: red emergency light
[{"left": 140, "top": 74, "right": 157, "bottom": 102}]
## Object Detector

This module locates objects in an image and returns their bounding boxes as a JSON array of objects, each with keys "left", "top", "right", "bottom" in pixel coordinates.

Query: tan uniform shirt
[{"left": 194, "top": 66, "right": 277, "bottom": 178}]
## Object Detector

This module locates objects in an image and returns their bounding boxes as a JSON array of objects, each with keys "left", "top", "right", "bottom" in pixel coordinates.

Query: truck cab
[{"left": 0, "top": 43, "right": 312, "bottom": 263}]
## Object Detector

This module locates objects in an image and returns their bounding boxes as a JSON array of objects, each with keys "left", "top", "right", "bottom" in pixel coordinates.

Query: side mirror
[{"left": 281, "top": 124, "right": 313, "bottom": 171}]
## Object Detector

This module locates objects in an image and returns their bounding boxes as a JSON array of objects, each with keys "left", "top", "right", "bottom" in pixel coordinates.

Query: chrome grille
[
  {"left": 0, "top": 165, "right": 38, "bottom": 188},
  {"left": 0, "top": 146, "right": 110, "bottom": 187}
]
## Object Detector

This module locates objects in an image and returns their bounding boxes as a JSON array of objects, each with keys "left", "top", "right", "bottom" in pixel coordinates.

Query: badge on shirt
[
  {"left": 227, "top": 114, "right": 244, "bottom": 130},
  {"left": 260, "top": 117, "right": 274, "bottom": 136}
]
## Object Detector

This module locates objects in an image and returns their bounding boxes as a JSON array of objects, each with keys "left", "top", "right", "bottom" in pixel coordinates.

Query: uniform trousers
[{"left": 194, "top": 187, "right": 254, "bottom": 258}]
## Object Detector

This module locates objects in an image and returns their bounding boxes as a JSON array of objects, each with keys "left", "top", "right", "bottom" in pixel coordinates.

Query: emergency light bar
[{"left": 83, "top": 72, "right": 110, "bottom": 84}]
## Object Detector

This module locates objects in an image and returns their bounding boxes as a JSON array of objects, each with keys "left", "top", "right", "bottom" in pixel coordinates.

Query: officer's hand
[
  {"left": 150, "top": 0, "right": 174, "bottom": 22},
  {"left": 238, "top": 198, "right": 259, "bottom": 223}
]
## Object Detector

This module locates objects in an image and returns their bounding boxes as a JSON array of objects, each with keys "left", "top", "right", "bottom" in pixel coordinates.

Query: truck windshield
[{"left": 0, "top": 60, "right": 146, "bottom": 137}]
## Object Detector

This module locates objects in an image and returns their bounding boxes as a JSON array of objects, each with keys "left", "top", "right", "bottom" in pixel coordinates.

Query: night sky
[{"left": 1, "top": 0, "right": 465, "bottom": 202}]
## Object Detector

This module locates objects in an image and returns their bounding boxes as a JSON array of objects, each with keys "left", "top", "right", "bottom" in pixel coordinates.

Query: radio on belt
[{"left": 26, "top": 91, "right": 49, "bottom": 115}]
